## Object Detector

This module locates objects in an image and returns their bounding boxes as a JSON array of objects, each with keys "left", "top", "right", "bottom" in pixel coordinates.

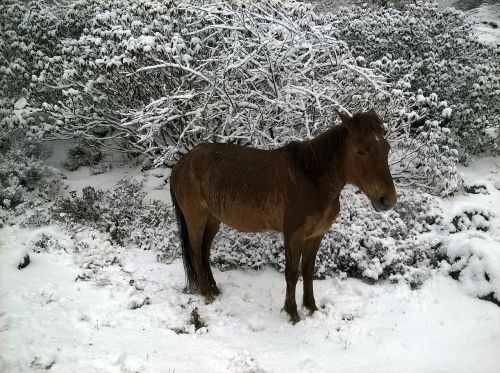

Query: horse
[{"left": 170, "top": 109, "right": 397, "bottom": 323}]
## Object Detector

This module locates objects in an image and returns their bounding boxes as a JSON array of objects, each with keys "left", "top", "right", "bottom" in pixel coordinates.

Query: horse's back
[
  {"left": 173, "top": 143, "right": 281, "bottom": 180},
  {"left": 171, "top": 143, "right": 288, "bottom": 232}
]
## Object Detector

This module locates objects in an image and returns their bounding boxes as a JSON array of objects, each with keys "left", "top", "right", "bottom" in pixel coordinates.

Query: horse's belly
[{"left": 216, "top": 206, "right": 281, "bottom": 233}]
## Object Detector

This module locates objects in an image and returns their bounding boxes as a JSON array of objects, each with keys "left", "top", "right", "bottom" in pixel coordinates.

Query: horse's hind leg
[
  {"left": 202, "top": 214, "right": 221, "bottom": 296},
  {"left": 183, "top": 209, "right": 215, "bottom": 303},
  {"left": 301, "top": 235, "right": 324, "bottom": 314}
]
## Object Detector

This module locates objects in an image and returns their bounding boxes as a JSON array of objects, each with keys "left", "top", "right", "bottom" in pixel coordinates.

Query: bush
[
  {"left": 0, "top": 136, "right": 63, "bottom": 226},
  {"left": 334, "top": 3, "right": 500, "bottom": 159},
  {"left": 0, "top": 1, "right": 79, "bottom": 143},
  {"left": 63, "top": 140, "right": 103, "bottom": 171},
  {"left": 443, "top": 235, "right": 500, "bottom": 306},
  {"left": 56, "top": 179, "right": 178, "bottom": 254},
  {"left": 0, "top": 0, "right": 472, "bottom": 195}
]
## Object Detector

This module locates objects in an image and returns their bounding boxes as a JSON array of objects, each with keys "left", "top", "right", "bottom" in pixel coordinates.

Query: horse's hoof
[
  {"left": 211, "top": 285, "right": 221, "bottom": 296},
  {"left": 203, "top": 295, "right": 215, "bottom": 304},
  {"left": 280, "top": 306, "right": 301, "bottom": 324},
  {"left": 304, "top": 302, "right": 319, "bottom": 315},
  {"left": 289, "top": 313, "right": 301, "bottom": 324},
  {"left": 203, "top": 289, "right": 220, "bottom": 304}
]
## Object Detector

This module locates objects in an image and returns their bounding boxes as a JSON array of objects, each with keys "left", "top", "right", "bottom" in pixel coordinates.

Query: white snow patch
[
  {"left": 13, "top": 97, "right": 27, "bottom": 110},
  {"left": 467, "top": 4, "right": 500, "bottom": 46},
  {"left": 441, "top": 107, "right": 453, "bottom": 118}
]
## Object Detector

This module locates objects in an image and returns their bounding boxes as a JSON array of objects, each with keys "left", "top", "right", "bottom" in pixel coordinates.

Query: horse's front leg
[
  {"left": 283, "top": 229, "right": 304, "bottom": 324},
  {"left": 301, "top": 235, "right": 324, "bottom": 314}
]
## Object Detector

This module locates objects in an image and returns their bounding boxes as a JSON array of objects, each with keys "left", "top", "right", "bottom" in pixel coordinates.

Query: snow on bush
[
  {"left": 441, "top": 203, "right": 499, "bottom": 305},
  {"left": 72, "top": 229, "right": 124, "bottom": 281},
  {"left": 334, "top": 3, "right": 500, "bottom": 159},
  {"left": 63, "top": 140, "right": 103, "bottom": 171},
  {"left": 0, "top": 136, "right": 63, "bottom": 227},
  {"left": 55, "top": 179, "right": 178, "bottom": 259},
  {"left": 0, "top": 0, "right": 469, "bottom": 195},
  {"left": 449, "top": 207, "right": 492, "bottom": 233},
  {"left": 443, "top": 236, "right": 500, "bottom": 306}
]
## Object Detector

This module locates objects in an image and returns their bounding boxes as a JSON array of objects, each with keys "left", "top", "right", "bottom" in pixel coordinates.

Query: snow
[
  {"left": 440, "top": 157, "right": 500, "bottom": 302},
  {"left": 58, "top": 165, "right": 170, "bottom": 203},
  {"left": 442, "top": 107, "right": 452, "bottom": 118},
  {"left": 1, "top": 2, "right": 500, "bottom": 369},
  {"left": 1, "top": 157, "right": 500, "bottom": 372},
  {"left": 43, "top": 140, "right": 171, "bottom": 203},
  {"left": 13, "top": 97, "right": 27, "bottom": 110},
  {"left": 467, "top": 4, "right": 500, "bottom": 46}
]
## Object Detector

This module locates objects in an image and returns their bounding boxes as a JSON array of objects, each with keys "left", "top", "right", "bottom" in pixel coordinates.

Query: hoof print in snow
[
  {"left": 463, "top": 183, "right": 488, "bottom": 195},
  {"left": 190, "top": 307, "right": 206, "bottom": 331},
  {"left": 449, "top": 269, "right": 461, "bottom": 281},
  {"left": 172, "top": 307, "right": 207, "bottom": 334},
  {"left": 17, "top": 254, "right": 30, "bottom": 270},
  {"left": 31, "top": 234, "right": 66, "bottom": 254},
  {"left": 478, "top": 292, "right": 500, "bottom": 308},
  {"left": 481, "top": 21, "right": 498, "bottom": 29},
  {"left": 450, "top": 209, "right": 492, "bottom": 233},
  {"left": 30, "top": 356, "right": 55, "bottom": 370},
  {"left": 341, "top": 313, "right": 354, "bottom": 322},
  {"left": 128, "top": 297, "right": 151, "bottom": 310},
  {"left": 228, "top": 352, "right": 264, "bottom": 373},
  {"left": 494, "top": 178, "right": 500, "bottom": 190}
]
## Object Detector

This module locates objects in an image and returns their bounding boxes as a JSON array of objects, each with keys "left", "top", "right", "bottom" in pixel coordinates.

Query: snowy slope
[
  {"left": 1, "top": 158, "right": 500, "bottom": 373},
  {"left": 467, "top": 3, "right": 500, "bottom": 45}
]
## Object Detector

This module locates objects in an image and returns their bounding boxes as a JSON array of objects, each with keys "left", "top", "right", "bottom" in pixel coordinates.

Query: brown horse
[{"left": 170, "top": 109, "right": 397, "bottom": 323}]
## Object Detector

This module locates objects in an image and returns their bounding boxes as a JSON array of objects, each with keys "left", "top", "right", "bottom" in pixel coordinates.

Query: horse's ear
[
  {"left": 367, "top": 108, "right": 380, "bottom": 121},
  {"left": 336, "top": 109, "right": 354, "bottom": 132}
]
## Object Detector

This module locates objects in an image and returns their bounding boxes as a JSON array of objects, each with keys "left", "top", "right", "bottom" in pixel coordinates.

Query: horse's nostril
[{"left": 379, "top": 196, "right": 389, "bottom": 209}]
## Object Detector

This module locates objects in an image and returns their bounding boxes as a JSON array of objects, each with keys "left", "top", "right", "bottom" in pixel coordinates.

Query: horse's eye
[{"left": 356, "top": 150, "right": 367, "bottom": 156}]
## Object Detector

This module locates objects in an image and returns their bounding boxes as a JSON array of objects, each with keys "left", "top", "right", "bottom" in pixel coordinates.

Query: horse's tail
[{"left": 170, "top": 181, "right": 197, "bottom": 293}]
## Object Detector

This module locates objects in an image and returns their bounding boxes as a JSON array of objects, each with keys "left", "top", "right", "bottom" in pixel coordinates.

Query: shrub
[
  {"left": 56, "top": 179, "right": 178, "bottom": 252},
  {"left": 0, "top": 0, "right": 471, "bottom": 195},
  {"left": 0, "top": 2, "right": 75, "bottom": 143},
  {"left": 334, "top": 3, "right": 500, "bottom": 158},
  {"left": 443, "top": 235, "right": 500, "bottom": 306},
  {"left": 63, "top": 140, "right": 103, "bottom": 171},
  {"left": 53, "top": 174, "right": 451, "bottom": 288},
  {"left": 0, "top": 136, "right": 63, "bottom": 226}
]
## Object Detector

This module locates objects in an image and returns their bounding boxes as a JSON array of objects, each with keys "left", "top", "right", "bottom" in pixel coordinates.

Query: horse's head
[{"left": 338, "top": 109, "right": 397, "bottom": 212}]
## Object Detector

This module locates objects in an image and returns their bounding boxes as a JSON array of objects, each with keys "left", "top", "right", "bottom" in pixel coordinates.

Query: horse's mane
[{"left": 284, "top": 124, "right": 347, "bottom": 179}]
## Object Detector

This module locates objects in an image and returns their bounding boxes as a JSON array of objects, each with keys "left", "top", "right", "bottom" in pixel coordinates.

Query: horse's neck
[{"left": 292, "top": 126, "right": 347, "bottom": 194}]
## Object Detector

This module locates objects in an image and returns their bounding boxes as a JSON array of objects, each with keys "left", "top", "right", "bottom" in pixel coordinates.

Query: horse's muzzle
[{"left": 371, "top": 194, "right": 397, "bottom": 212}]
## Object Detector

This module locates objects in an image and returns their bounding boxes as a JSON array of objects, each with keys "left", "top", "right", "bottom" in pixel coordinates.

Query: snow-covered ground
[
  {"left": 467, "top": 3, "right": 500, "bottom": 45},
  {"left": 311, "top": 0, "right": 500, "bottom": 47},
  {"left": 1, "top": 154, "right": 500, "bottom": 372}
]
